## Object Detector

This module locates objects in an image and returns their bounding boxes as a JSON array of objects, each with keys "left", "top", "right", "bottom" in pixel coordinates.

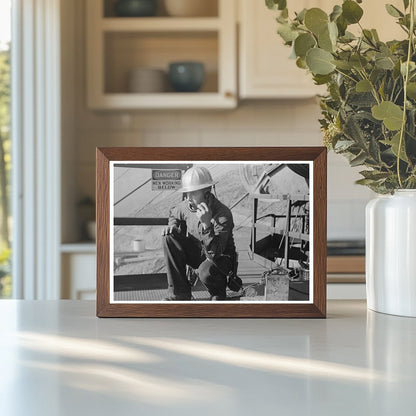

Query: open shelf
[
  {"left": 101, "top": 17, "right": 221, "bottom": 31},
  {"left": 86, "top": 0, "right": 236, "bottom": 109},
  {"left": 104, "top": 31, "right": 218, "bottom": 94},
  {"left": 94, "top": 93, "right": 233, "bottom": 109}
]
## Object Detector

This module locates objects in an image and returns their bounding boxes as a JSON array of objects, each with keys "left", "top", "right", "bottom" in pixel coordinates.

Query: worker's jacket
[{"left": 168, "top": 194, "right": 236, "bottom": 260}]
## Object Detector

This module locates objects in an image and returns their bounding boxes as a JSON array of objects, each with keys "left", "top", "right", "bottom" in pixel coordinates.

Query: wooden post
[
  {"left": 270, "top": 214, "right": 275, "bottom": 236},
  {"left": 251, "top": 196, "right": 258, "bottom": 258},
  {"left": 284, "top": 199, "right": 292, "bottom": 269}
]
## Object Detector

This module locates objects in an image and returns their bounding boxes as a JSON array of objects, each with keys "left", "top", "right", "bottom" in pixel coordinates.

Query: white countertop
[{"left": 0, "top": 300, "right": 415, "bottom": 415}]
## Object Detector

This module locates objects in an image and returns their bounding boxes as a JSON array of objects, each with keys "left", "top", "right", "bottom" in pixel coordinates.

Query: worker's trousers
[{"left": 163, "top": 230, "right": 232, "bottom": 299}]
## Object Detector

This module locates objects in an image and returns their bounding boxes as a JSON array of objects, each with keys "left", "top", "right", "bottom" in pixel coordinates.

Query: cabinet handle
[{"left": 225, "top": 91, "right": 234, "bottom": 99}]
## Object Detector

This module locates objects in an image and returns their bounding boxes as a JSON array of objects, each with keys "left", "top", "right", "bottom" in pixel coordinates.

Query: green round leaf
[
  {"left": 330, "top": 5, "right": 342, "bottom": 22},
  {"left": 333, "top": 60, "right": 352, "bottom": 70},
  {"left": 375, "top": 56, "right": 395, "bottom": 70},
  {"left": 316, "top": 22, "right": 338, "bottom": 53},
  {"left": 304, "top": 8, "right": 329, "bottom": 35},
  {"left": 306, "top": 48, "right": 335, "bottom": 75},
  {"left": 266, "top": 0, "right": 287, "bottom": 11},
  {"left": 389, "top": 132, "right": 409, "bottom": 162},
  {"left": 280, "top": 8, "right": 288, "bottom": 19},
  {"left": 336, "top": 15, "right": 348, "bottom": 36},
  {"left": 371, "top": 101, "right": 404, "bottom": 131},
  {"left": 401, "top": 61, "right": 416, "bottom": 76},
  {"left": 356, "top": 80, "right": 372, "bottom": 92},
  {"left": 296, "top": 8, "right": 307, "bottom": 23},
  {"left": 350, "top": 54, "right": 368, "bottom": 70},
  {"left": 342, "top": 0, "right": 364, "bottom": 24},
  {"left": 407, "top": 82, "right": 416, "bottom": 99},
  {"left": 313, "top": 74, "right": 332, "bottom": 85},
  {"left": 296, "top": 57, "right": 308, "bottom": 69},
  {"left": 318, "top": 28, "right": 334, "bottom": 52},
  {"left": 339, "top": 31, "right": 356, "bottom": 43},
  {"left": 328, "top": 21, "right": 338, "bottom": 43},
  {"left": 277, "top": 23, "right": 298, "bottom": 43},
  {"left": 294, "top": 33, "right": 316, "bottom": 58}
]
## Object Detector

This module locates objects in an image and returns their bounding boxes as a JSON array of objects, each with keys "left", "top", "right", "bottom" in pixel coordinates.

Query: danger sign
[{"left": 151, "top": 169, "right": 182, "bottom": 191}]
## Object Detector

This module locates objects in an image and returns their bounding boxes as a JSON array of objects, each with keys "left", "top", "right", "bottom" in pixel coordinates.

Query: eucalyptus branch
[
  {"left": 358, "top": 69, "right": 381, "bottom": 104},
  {"left": 390, "top": 79, "right": 398, "bottom": 101},
  {"left": 398, "top": 24, "right": 410, "bottom": 35},
  {"left": 267, "top": 1, "right": 416, "bottom": 193},
  {"left": 358, "top": 22, "right": 378, "bottom": 49},
  {"left": 334, "top": 68, "right": 359, "bottom": 84},
  {"left": 397, "top": 0, "right": 415, "bottom": 188}
]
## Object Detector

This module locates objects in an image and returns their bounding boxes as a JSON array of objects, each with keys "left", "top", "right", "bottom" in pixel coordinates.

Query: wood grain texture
[
  {"left": 313, "top": 147, "right": 327, "bottom": 318},
  {"left": 96, "top": 148, "right": 110, "bottom": 317},
  {"left": 327, "top": 256, "right": 365, "bottom": 274},
  {"left": 96, "top": 147, "right": 327, "bottom": 318}
]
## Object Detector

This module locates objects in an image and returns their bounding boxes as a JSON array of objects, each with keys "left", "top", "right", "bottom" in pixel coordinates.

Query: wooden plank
[
  {"left": 114, "top": 217, "right": 168, "bottom": 226},
  {"left": 327, "top": 274, "right": 365, "bottom": 283},
  {"left": 327, "top": 256, "right": 365, "bottom": 274},
  {"left": 250, "top": 193, "right": 309, "bottom": 201}
]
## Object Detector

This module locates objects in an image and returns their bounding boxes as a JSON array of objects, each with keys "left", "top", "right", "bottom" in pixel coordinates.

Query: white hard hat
[{"left": 179, "top": 166, "right": 214, "bottom": 193}]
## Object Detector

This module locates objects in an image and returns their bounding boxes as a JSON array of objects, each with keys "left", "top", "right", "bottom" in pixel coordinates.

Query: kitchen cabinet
[
  {"left": 326, "top": 255, "right": 366, "bottom": 300},
  {"left": 61, "top": 245, "right": 96, "bottom": 300},
  {"left": 86, "top": 0, "right": 237, "bottom": 109},
  {"left": 238, "top": 0, "right": 325, "bottom": 99},
  {"left": 238, "top": 0, "right": 404, "bottom": 99}
]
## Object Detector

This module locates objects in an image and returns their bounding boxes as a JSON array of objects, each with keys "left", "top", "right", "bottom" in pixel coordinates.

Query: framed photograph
[{"left": 96, "top": 147, "right": 327, "bottom": 318}]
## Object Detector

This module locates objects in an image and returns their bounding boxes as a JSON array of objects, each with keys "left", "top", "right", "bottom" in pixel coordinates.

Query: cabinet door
[
  {"left": 62, "top": 253, "right": 96, "bottom": 300},
  {"left": 239, "top": 0, "right": 404, "bottom": 99},
  {"left": 239, "top": 0, "right": 326, "bottom": 99}
]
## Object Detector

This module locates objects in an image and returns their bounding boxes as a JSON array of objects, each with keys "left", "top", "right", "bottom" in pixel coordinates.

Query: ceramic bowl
[
  {"left": 114, "top": 0, "right": 158, "bottom": 17},
  {"left": 168, "top": 62, "right": 205, "bottom": 92},
  {"left": 128, "top": 68, "right": 167, "bottom": 93}
]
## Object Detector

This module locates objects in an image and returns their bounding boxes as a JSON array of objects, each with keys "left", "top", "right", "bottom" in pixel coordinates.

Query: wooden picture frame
[{"left": 96, "top": 147, "right": 327, "bottom": 318}]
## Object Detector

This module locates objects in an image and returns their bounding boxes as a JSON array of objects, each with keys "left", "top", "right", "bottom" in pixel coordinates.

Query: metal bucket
[{"left": 265, "top": 268, "right": 289, "bottom": 301}]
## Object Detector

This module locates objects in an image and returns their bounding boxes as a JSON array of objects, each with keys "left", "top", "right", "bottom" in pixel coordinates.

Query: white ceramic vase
[{"left": 366, "top": 189, "right": 416, "bottom": 317}]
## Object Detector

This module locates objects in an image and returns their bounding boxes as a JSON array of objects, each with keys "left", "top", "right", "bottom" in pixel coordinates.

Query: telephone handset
[
  {"left": 187, "top": 191, "right": 211, "bottom": 213},
  {"left": 187, "top": 201, "right": 198, "bottom": 213}
]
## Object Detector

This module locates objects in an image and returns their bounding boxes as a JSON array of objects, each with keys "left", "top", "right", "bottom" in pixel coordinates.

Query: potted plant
[{"left": 266, "top": 0, "right": 416, "bottom": 316}]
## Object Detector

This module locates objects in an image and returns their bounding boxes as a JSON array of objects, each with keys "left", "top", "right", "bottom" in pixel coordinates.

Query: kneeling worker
[{"left": 162, "top": 166, "right": 236, "bottom": 301}]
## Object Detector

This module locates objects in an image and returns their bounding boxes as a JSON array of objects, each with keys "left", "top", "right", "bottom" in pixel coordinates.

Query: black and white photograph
[{"left": 110, "top": 161, "right": 313, "bottom": 303}]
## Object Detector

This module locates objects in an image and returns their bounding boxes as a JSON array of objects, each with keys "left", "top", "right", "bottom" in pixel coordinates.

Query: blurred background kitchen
[{"left": 2, "top": 0, "right": 404, "bottom": 300}]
